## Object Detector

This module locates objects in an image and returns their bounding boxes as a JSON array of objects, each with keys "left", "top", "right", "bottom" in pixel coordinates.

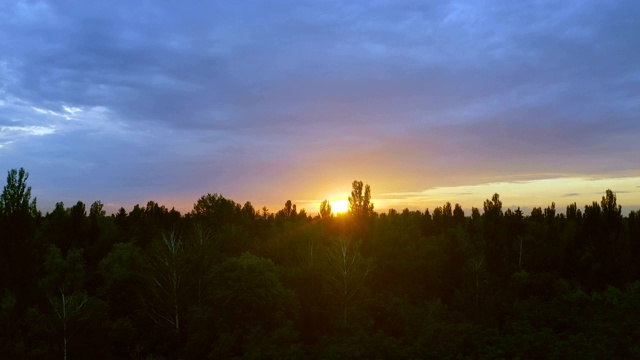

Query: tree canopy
[
  {"left": 0, "top": 167, "right": 37, "bottom": 217},
  {"left": 1, "top": 168, "right": 640, "bottom": 359}
]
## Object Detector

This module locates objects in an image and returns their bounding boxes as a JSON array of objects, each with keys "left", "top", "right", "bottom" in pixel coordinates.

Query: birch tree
[
  {"left": 324, "top": 236, "right": 371, "bottom": 325},
  {"left": 143, "top": 231, "right": 187, "bottom": 338},
  {"left": 187, "top": 225, "right": 216, "bottom": 307},
  {"left": 40, "top": 245, "right": 88, "bottom": 360},
  {"left": 49, "top": 289, "right": 88, "bottom": 360}
]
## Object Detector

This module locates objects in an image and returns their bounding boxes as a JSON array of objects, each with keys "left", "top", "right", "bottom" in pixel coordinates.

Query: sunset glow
[
  {"left": 0, "top": 1, "right": 638, "bottom": 216},
  {"left": 2, "top": 2, "right": 640, "bottom": 356},
  {"left": 330, "top": 199, "right": 349, "bottom": 214}
]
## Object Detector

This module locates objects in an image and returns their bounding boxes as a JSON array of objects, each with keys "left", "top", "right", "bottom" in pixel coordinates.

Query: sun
[{"left": 330, "top": 199, "right": 349, "bottom": 214}]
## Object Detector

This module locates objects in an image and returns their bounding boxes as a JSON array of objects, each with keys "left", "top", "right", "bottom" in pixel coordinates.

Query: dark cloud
[{"left": 1, "top": 0, "right": 639, "bottom": 211}]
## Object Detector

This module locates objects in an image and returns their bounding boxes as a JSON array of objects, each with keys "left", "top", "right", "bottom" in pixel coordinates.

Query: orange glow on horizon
[{"left": 330, "top": 199, "right": 349, "bottom": 214}]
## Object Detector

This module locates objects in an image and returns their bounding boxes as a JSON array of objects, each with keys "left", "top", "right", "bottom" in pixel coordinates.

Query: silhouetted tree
[
  {"left": 348, "top": 180, "right": 374, "bottom": 219},
  {"left": 433, "top": 202, "right": 453, "bottom": 234},
  {"left": 320, "top": 200, "right": 332, "bottom": 219},
  {"left": 453, "top": 203, "right": 465, "bottom": 228},
  {"left": 483, "top": 193, "right": 505, "bottom": 276},
  {"left": 278, "top": 200, "right": 297, "bottom": 221},
  {"left": 0, "top": 168, "right": 39, "bottom": 304},
  {"left": 191, "top": 193, "right": 240, "bottom": 231},
  {"left": 0, "top": 168, "right": 37, "bottom": 216}
]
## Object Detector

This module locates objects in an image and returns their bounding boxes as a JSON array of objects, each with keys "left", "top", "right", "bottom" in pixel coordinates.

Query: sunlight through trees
[{"left": 2, "top": 168, "right": 640, "bottom": 358}]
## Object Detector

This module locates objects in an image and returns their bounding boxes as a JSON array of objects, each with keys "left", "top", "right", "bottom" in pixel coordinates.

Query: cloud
[
  {"left": 372, "top": 177, "right": 640, "bottom": 214},
  {"left": 0, "top": 0, "right": 639, "bottom": 212},
  {"left": 0, "top": 125, "right": 55, "bottom": 136}
]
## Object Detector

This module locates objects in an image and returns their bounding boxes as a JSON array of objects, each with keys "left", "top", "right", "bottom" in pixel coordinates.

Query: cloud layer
[{"left": 1, "top": 0, "right": 639, "bottom": 213}]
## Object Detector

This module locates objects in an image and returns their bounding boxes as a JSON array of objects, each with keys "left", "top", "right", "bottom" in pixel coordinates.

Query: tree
[
  {"left": 483, "top": 193, "right": 503, "bottom": 220},
  {"left": 320, "top": 200, "right": 332, "bottom": 219},
  {"left": 209, "top": 253, "right": 299, "bottom": 359},
  {"left": 69, "top": 201, "right": 89, "bottom": 251},
  {"left": 40, "top": 245, "right": 89, "bottom": 360},
  {"left": 482, "top": 193, "right": 505, "bottom": 276},
  {"left": 324, "top": 236, "right": 371, "bottom": 325},
  {"left": 601, "top": 189, "right": 622, "bottom": 234},
  {"left": 142, "top": 231, "right": 188, "bottom": 357},
  {"left": 453, "top": 203, "right": 465, "bottom": 227},
  {"left": 566, "top": 202, "right": 582, "bottom": 222},
  {"left": 432, "top": 202, "right": 453, "bottom": 233},
  {"left": 348, "top": 180, "right": 373, "bottom": 219},
  {"left": 191, "top": 193, "right": 241, "bottom": 231},
  {"left": 599, "top": 190, "right": 623, "bottom": 286},
  {"left": 241, "top": 201, "right": 258, "bottom": 234},
  {"left": 0, "top": 167, "right": 37, "bottom": 216},
  {"left": 0, "top": 168, "right": 38, "bottom": 301},
  {"left": 99, "top": 242, "right": 146, "bottom": 357},
  {"left": 279, "top": 200, "right": 297, "bottom": 221},
  {"left": 49, "top": 289, "right": 88, "bottom": 360},
  {"left": 89, "top": 201, "right": 106, "bottom": 219},
  {"left": 186, "top": 225, "right": 217, "bottom": 307},
  {"left": 347, "top": 181, "right": 374, "bottom": 245}
]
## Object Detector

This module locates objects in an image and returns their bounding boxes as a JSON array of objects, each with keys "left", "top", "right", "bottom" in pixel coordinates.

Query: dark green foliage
[
  {"left": 0, "top": 168, "right": 39, "bottom": 311},
  {"left": 0, "top": 167, "right": 37, "bottom": 217},
  {"left": 207, "top": 253, "right": 300, "bottom": 359},
  {"left": 2, "top": 169, "right": 640, "bottom": 359}
]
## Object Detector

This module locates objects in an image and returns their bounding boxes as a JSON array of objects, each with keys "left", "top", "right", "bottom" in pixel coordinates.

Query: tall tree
[
  {"left": 482, "top": 193, "right": 505, "bottom": 276},
  {"left": 347, "top": 180, "right": 374, "bottom": 245},
  {"left": 0, "top": 168, "right": 39, "bottom": 301},
  {"left": 599, "top": 190, "right": 623, "bottom": 285},
  {"left": 69, "top": 201, "right": 89, "bottom": 251},
  {"left": 0, "top": 168, "right": 37, "bottom": 216},
  {"left": 348, "top": 180, "right": 374, "bottom": 219},
  {"left": 40, "top": 245, "right": 89, "bottom": 360},
  {"left": 320, "top": 200, "right": 332, "bottom": 219},
  {"left": 278, "top": 200, "right": 297, "bottom": 221},
  {"left": 142, "top": 231, "right": 189, "bottom": 358},
  {"left": 453, "top": 203, "right": 466, "bottom": 228},
  {"left": 324, "top": 236, "right": 371, "bottom": 325}
]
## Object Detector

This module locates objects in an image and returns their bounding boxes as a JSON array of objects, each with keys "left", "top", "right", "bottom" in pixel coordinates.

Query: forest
[{"left": 1, "top": 167, "right": 640, "bottom": 359}]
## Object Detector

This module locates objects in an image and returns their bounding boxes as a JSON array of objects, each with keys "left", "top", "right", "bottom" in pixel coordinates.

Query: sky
[{"left": 1, "top": 0, "right": 639, "bottom": 215}]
